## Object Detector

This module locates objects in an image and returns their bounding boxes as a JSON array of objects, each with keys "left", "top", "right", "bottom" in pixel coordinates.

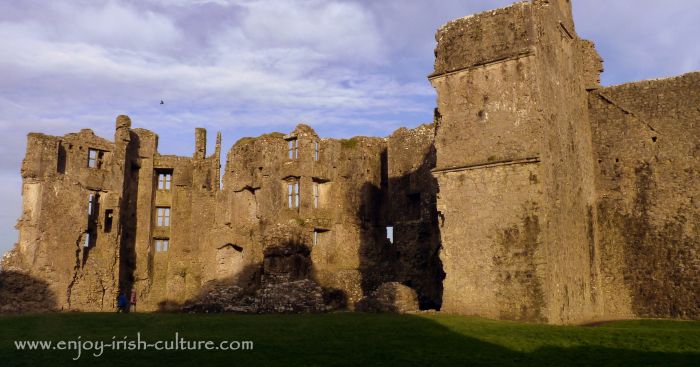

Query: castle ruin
[{"left": 1, "top": 0, "right": 698, "bottom": 324}]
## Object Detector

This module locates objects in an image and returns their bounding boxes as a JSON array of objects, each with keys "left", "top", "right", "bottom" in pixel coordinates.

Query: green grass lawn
[{"left": 1, "top": 313, "right": 698, "bottom": 366}]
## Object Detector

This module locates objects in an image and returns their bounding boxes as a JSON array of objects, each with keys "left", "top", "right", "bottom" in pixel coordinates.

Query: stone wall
[
  {"left": 589, "top": 73, "right": 700, "bottom": 319},
  {"left": 130, "top": 128, "right": 222, "bottom": 311},
  {"left": 430, "top": 0, "right": 605, "bottom": 323},
  {"left": 2, "top": 0, "right": 698, "bottom": 323},
  {"left": 223, "top": 124, "right": 395, "bottom": 308},
  {"left": 528, "top": 0, "right": 602, "bottom": 324},
  {"left": 428, "top": 0, "right": 697, "bottom": 324},
  {"left": 436, "top": 162, "right": 545, "bottom": 320},
  {"left": 6, "top": 117, "right": 133, "bottom": 311},
  {"left": 3, "top": 116, "right": 225, "bottom": 312},
  {"left": 386, "top": 124, "right": 443, "bottom": 309},
  {"left": 2, "top": 119, "right": 446, "bottom": 313}
]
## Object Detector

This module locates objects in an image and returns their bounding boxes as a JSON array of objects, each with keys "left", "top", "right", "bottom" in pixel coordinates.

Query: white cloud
[
  {"left": 0, "top": 0, "right": 420, "bottom": 126},
  {"left": 0, "top": 0, "right": 437, "bottom": 253},
  {"left": 52, "top": 1, "right": 183, "bottom": 51},
  {"left": 0, "top": 0, "right": 698, "bottom": 253},
  {"left": 237, "top": 0, "right": 385, "bottom": 64},
  {"left": 572, "top": 0, "right": 700, "bottom": 84}
]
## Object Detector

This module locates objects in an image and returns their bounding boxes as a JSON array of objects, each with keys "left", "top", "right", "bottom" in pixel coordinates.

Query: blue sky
[{"left": 1, "top": 0, "right": 699, "bottom": 254}]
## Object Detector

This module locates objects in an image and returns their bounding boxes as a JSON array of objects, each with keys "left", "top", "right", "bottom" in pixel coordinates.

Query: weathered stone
[
  {"left": 182, "top": 284, "right": 244, "bottom": 313},
  {"left": 254, "top": 280, "right": 326, "bottom": 314},
  {"left": 588, "top": 75, "right": 700, "bottom": 319},
  {"left": 357, "top": 282, "right": 419, "bottom": 313},
  {"left": 0, "top": 269, "right": 57, "bottom": 313},
  {"left": 2, "top": 0, "right": 698, "bottom": 324},
  {"left": 181, "top": 241, "right": 333, "bottom": 314},
  {"left": 387, "top": 124, "right": 444, "bottom": 310},
  {"left": 429, "top": 0, "right": 698, "bottom": 324},
  {"left": 182, "top": 278, "right": 326, "bottom": 314}
]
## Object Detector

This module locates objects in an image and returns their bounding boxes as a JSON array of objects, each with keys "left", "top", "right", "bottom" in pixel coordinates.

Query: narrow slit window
[
  {"left": 156, "top": 207, "right": 171, "bottom": 227},
  {"left": 157, "top": 172, "right": 172, "bottom": 191},
  {"left": 84, "top": 232, "right": 91, "bottom": 248},
  {"left": 386, "top": 226, "right": 394, "bottom": 244},
  {"left": 57, "top": 145, "right": 67, "bottom": 173},
  {"left": 314, "top": 141, "right": 319, "bottom": 161},
  {"left": 88, "top": 193, "right": 96, "bottom": 216},
  {"left": 313, "top": 230, "right": 318, "bottom": 246},
  {"left": 313, "top": 182, "right": 319, "bottom": 209},
  {"left": 295, "top": 181, "right": 300, "bottom": 208},
  {"left": 288, "top": 139, "right": 298, "bottom": 160}
]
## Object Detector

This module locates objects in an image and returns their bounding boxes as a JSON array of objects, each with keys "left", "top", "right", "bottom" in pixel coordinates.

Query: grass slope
[{"left": 0, "top": 313, "right": 698, "bottom": 366}]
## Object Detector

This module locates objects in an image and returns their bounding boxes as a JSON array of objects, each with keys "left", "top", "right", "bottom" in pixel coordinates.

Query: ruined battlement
[
  {"left": 431, "top": 1, "right": 581, "bottom": 78},
  {"left": 431, "top": 2, "right": 534, "bottom": 78},
  {"left": 4, "top": 117, "right": 443, "bottom": 312},
  {"left": 2, "top": 0, "right": 697, "bottom": 323},
  {"left": 429, "top": 0, "right": 696, "bottom": 323}
]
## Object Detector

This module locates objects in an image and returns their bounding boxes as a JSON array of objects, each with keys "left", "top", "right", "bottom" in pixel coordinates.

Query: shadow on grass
[{"left": 0, "top": 313, "right": 698, "bottom": 367}]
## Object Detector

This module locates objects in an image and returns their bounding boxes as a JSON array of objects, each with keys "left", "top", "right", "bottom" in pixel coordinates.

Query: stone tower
[{"left": 429, "top": 0, "right": 604, "bottom": 323}]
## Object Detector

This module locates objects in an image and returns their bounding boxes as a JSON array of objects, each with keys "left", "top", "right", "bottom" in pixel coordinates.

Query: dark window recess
[
  {"left": 83, "top": 192, "right": 100, "bottom": 266},
  {"left": 57, "top": 144, "right": 67, "bottom": 174},
  {"left": 88, "top": 192, "right": 99, "bottom": 218},
  {"left": 407, "top": 192, "right": 421, "bottom": 219},
  {"left": 104, "top": 209, "right": 113, "bottom": 233}
]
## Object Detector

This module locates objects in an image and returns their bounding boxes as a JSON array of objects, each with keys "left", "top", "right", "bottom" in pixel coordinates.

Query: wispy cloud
[
  {"left": 572, "top": 0, "right": 700, "bottom": 85},
  {"left": 0, "top": 0, "right": 698, "bottom": 252}
]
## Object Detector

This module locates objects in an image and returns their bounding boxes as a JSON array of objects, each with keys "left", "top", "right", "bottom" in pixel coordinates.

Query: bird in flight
[{"left": 160, "top": 100, "right": 164, "bottom": 105}]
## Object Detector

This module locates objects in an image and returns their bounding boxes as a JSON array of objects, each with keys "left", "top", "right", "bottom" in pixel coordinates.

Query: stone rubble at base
[{"left": 1, "top": 0, "right": 698, "bottom": 324}]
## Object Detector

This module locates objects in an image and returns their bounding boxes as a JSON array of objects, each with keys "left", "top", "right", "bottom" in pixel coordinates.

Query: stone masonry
[{"left": 1, "top": 0, "right": 698, "bottom": 323}]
